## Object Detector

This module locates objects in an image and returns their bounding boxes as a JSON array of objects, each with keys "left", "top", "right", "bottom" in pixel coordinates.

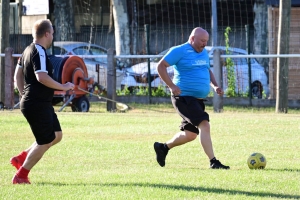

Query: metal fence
[{"left": 2, "top": 48, "right": 300, "bottom": 110}]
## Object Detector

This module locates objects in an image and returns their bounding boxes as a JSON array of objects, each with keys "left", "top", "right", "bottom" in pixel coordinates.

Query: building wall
[
  {"left": 268, "top": 7, "right": 300, "bottom": 100},
  {"left": 21, "top": 15, "right": 47, "bottom": 34}
]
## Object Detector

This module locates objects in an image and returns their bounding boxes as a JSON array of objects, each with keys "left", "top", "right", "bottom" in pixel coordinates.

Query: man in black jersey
[{"left": 11, "top": 19, "right": 74, "bottom": 184}]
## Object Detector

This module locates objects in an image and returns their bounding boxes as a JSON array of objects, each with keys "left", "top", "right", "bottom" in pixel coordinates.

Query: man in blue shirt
[{"left": 154, "top": 27, "right": 229, "bottom": 169}]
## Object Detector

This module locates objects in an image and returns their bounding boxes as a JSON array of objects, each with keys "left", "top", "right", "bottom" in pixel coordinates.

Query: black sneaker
[
  {"left": 210, "top": 160, "right": 230, "bottom": 169},
  {"left": 154, "top": 142, "right": 168, "bottom": 167}
]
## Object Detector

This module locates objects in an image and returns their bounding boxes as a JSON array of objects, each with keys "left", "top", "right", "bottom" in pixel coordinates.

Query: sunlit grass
[{"left": 0, "top": 104, "right": 300, "bottom": 199}]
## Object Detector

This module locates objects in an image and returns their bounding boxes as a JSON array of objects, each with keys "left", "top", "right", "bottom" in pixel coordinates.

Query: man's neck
[{"left": 33, "top": 39, "right": 46, "bottom": 49}]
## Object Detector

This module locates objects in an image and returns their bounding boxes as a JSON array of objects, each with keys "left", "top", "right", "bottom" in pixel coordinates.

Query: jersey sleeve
[
  {"left": 163, "top": 46, "right": 184, "bottom": 66},
  {"left": 33, "top": 45, "right": 48, "bottom": 74},
  {"left": 16, "top": 55, "right": 23, "bottom": 69}
]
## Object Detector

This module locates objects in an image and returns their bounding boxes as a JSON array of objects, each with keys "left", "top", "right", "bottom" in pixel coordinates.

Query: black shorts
[
  {"left": 21, "top": 103, "right": 61, "bottom": 145},
  {"left": 171, "top": 96, "right": 209, "bottom": 134}
]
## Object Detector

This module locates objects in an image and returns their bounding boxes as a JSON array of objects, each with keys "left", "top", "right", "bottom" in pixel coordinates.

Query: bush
[{"left": 117, "top": 85, "right": 170, "bottom": 97}]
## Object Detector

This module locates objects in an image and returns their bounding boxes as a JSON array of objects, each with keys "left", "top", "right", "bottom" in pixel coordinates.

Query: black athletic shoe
[
  {"left": 210, "top": 160, "right": 230, "bottom": 169},
  {"left": 154, "top": 142, "right": 168, "bottom": 167}
]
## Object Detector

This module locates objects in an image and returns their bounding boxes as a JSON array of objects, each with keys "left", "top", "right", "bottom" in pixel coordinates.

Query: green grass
[{"left": 1, "top": 103, "right": 300, "bottom": 199}]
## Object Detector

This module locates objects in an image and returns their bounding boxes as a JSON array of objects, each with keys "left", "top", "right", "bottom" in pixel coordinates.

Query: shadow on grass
[
  {"left": 129, "top": 107, "right": 175, "bottom": 113},
  {"left": 37, "top": 182, "right": 300, "bottom": 199},
  {"left": 265, "top": 168, "right": 300, "bottom": 172}
]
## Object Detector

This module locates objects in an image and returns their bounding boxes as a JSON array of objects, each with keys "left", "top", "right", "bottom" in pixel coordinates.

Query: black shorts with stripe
[
  {"left": 171, "top": 96, "right": 209, "bottom": 134},
  {"left": 21, "top": 102, "right": 61, "bottom": 145}
]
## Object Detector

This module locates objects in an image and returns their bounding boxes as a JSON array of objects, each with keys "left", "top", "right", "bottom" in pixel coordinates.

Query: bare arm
[
  {"left": 14, "top": 65, "right": 24, "bottom": 96},
  {"left": 157, "top": 59, "right": 181, "bottom": 95},
  {"left": 209, "top": 69, "right": 223, "bottom": 95},
  {"left": 157, "top": 60, "right": 173, "bottom": 88},
  {"left": 36, "top": 72, "right": 74, "bottom": 91}
]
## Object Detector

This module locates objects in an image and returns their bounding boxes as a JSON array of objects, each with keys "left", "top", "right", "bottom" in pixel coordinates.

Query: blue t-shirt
[{"left": 163, "top": 42, "right": 210, "bottom": 98}]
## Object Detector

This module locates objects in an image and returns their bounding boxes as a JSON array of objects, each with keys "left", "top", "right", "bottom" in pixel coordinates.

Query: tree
[
  {"left": 0, "top": 0, "right": 10, "bottom": 102},
  {"left": 276, "top": 0, "right": 291, "bottom": 113},
  {"left": 253, "top": 1, "right": 268, "bottom": 84},
  {"left": 111, "top": 0, "right": 130, "bottom": 55},
  {"left": 53, "top": 0, "right": 75, "bottom": 41}
]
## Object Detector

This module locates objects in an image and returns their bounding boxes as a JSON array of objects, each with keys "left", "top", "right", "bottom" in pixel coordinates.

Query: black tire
[
  {"left": 92, "top": 82, "right": 105, "bottom": 95},
  {"left": 72, "top": 96, "right": 90, "bottom": 112},
  {"left": 0, "top": 102, "right": 4, "bottom": 110},
  {"left": 121, "top": 84, "right": 125, "bottom": 91},
  {"left": 121, "top": 85, "right": 134, "bottom": 93},
  {"left": 251, "top": 81, "right": 263, "bottom": 99}
]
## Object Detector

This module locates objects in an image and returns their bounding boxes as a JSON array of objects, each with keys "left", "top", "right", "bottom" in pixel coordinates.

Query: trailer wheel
[
  {"left": 72, "top": 96, "right": 90, "bottom": 112},
  {"left": 0, "top": 102, "right": 4, "bottom": 110},
  {"left": 251, "top": 81, "right": 263, "bottom": 99}
]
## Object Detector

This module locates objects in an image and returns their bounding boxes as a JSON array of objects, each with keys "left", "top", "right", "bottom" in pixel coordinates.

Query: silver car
[
  {"left": 49, "top": 41, "right": 124, "bottom": 90},
  {"left": 206, "top": 46, "right": 269, "bottom": 99},
  {"left": 121, "top": 49, "right": 172, "bottom": 92},
  {"left": 121, "top": 46, "right": 269, "bottom": 98}
]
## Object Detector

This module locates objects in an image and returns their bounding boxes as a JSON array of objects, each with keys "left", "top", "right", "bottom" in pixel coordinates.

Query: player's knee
[
  {"left": 185, "top": 131, "right": 198, "bottom": 141},
  {"left": 198, "top": 120, "right": 210, "bottom": 133},
  {"left": 42, "top": 142, "right": 52, "bottom": 150},
  {"left": 55, "top": 131, "right": 63, "bottom": 143}
]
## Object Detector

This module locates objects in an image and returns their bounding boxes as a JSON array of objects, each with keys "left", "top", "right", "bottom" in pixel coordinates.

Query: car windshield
[
  {"left": 209, "top": 49, "right": 256, "bottom": 66},
  {"left": 53, "top": 47, "right": 67, "bottom": 55},
  {"left": 89, "top": 46, "right": 107, "bottom": 63},
  {"left": 150, "top": 49, "right": 170, "bottom": 62},
  {"left": 73, "top": 46, "right": 107, "bottom": 63}
]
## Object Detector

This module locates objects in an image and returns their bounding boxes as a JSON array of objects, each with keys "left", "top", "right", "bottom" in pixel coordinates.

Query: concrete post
[
  {"left": 212, "top": 48, "right": 223, "bottom": 112},
  {"left": 106, "top": 48, "right": 116, "bottom": 111},
  {"left": 5, "top": 47, "right": 14, "bottom": 109}
]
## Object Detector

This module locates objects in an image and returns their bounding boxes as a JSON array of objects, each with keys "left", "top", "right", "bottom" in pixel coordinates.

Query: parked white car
[
  {"left": 121, "top": 49, "right": 172, "bottom": 92},
  {"left": 49, "top": 41, "right": 124, "bottom": 90},
  {"left": 121, "top": 46, "right": 269, "bottom": 98},
  {"left": 206, "top": 46, "right": 269, "bottom": 98}
]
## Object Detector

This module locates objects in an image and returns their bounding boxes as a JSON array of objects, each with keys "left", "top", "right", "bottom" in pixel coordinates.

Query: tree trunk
[
  {"left": 0, "top": 0, "right": 10, "bottom": 102},
  {"left": 253, "top": 1, "right": 269, "bottom": 85},
  {"left": 275, "top": 0, "right": 291, "bottom": 113},
  {"left": 53, "top": 0, "right": 75, "bottom": 41},
  {"left": 111, "top": 0, "right": 130, "bottom": 55},
  {"left": 127, "top": 0, "right": 138, "bottom": 55}
]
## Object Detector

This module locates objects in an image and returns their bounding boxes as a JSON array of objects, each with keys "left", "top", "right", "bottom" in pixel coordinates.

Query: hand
[
  {"left": 170, "top": 85, "right": 181, "bottom": 96},
  {"left": 63, "top": 82, "right": 75, "bottom": 91},
  {"left": 214, "top": 86, "right": 224, "bottom": 96}
]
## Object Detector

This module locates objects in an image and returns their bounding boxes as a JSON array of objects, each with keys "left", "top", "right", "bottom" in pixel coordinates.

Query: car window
[
  {"left": 89, "top": 46, "right": 107, "bottom": 63},
  {"left": 73, "top": 47, "right": 91, "bottom": 56},
  {"left": 250, "top": 58, "right": 256, "bottom": 64},
  {"left": 53, "top": 47, "right": 67, "bottom": 55},
  {"left": 150, "top": 49, "right": 170, "bottom": 62},
  {"left": 151, "top": 57, "right": 161, "bottom": 63},
  {"left": 233, "top": 57, "right": 247, "bottom": 65},
  {"left": 209, "top": 48, "right": 258, "bottom": 67}
]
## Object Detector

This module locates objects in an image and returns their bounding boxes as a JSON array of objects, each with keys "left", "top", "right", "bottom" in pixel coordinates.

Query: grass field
[{"left": 0, "top": 102, "right": 300, "bottom": 200}]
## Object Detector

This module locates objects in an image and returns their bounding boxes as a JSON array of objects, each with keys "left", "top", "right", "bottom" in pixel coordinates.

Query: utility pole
[
  {"left": 0, "top": 0, "right": 11, "bottom": 102},
  {"left": 211, "top": 0, "right": 218, "bottom": 46},
  {"left": 275, "top": 0, "right": 291, "bottom": 113},
  {"left": 211, "top": 0, "right": 223, "bottom": 112},
  {"left": 18, "top": 0, "right": 22, "bottom": 34}
]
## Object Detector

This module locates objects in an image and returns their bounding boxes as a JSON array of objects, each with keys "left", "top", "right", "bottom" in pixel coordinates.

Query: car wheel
[
  {"left": 0, "top": 102, "right": 4, "bottom": 110},
  {"left": 128, "top": 87, "right": 134, "bottom": 93},
  {"left": 121, "top": 84, "right": 125, "bottom": 91},
  {"left": 91, "top": 82, "right": 105, "bottom": 95},
  {"left": 121, "top": 85, "right": 134, "bottom": 93},
  {"left": 251, "top": 81, "right": 263, "bottom": 99},
  {"left": 72, "top": 96, "right": 90, "bottom": 112}
]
